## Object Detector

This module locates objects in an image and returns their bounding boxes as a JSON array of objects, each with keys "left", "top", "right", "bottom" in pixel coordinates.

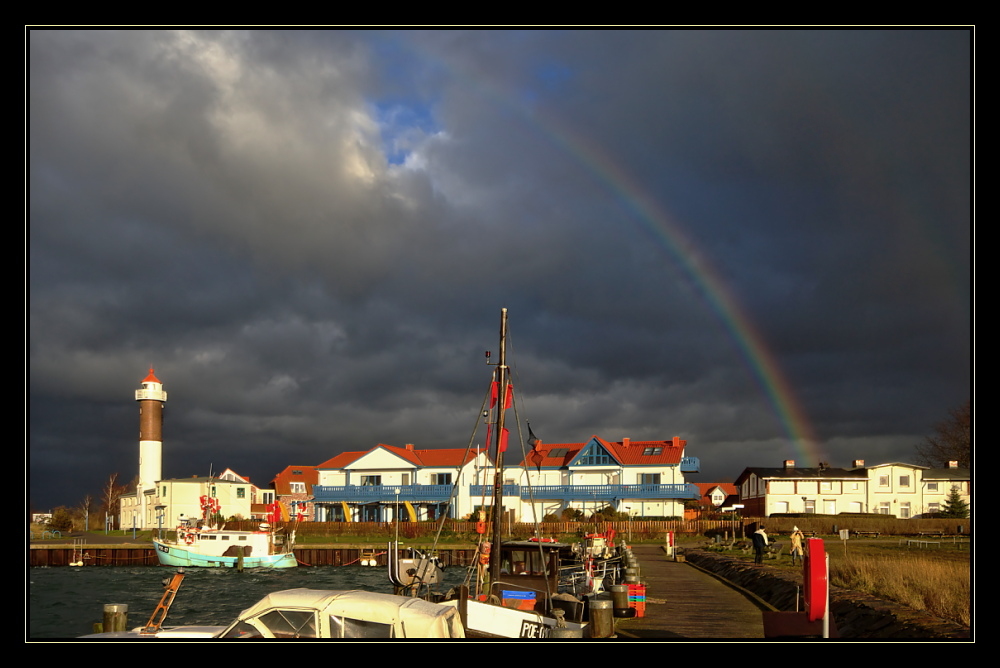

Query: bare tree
[
  {"left": 101, "top": 473, "right": 127, "bottom": 530},
  {"left": 916, "top": 400, "right": 971, "bottom": 468},
  {"left": 79, "top": 494, "right": 93, "bottom": 531}
]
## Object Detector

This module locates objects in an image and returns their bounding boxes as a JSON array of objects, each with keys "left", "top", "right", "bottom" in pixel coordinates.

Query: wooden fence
[{"left": 225, "top": 516, "right": 971, "bottom": 539}]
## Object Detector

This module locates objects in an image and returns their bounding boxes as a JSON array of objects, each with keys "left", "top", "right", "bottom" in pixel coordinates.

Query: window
[
  {"left": 361, "top": 476, "right": 382, "bottom": 486},
  {"left": 926, "top": 482, "right": 938, "bottom": 492},
  {"left": 329, "top": 616, "right": 393, "bottom": 638},
  {"left": 577, "top": 443, "right": 614, "bottom": 466},
  {"left": 804, "top": 499, "right": 816, "bottom": 514},
  {"left": 928, "top": 503, "right": 940, "bottom": 514},
  {"left": 237, "top": 488, "right": 246, "bottom": 498},
  {"left": 256, "top": 609, "right": 318, "bottom": 639},
  {"left": 820, "top": 481, "right": 833, "bottom": 492},
  {"left": 879, "top": 476, "right": 889, "bottom": 488},
  {"left": 823, "top": 499, "right": 836, "bottom": 514},
  {"left": 879, "top": 502, "right": 891, "bottom": 515},
  {"left": 899, "top": 502, "right": 911, "bottom": 519},
  {"left": 899, "top": 476, "right": 911, "bottom": 488},
  {"left": 774, "top": 501, "right": 789, "bottom": 514},
  {"left": 290, "top": 482, "right": 306, "bottom": 494},
  {"left": 433, "top": 473, "right": 452, "bottom": 486},
  {"left": 639, "top": 474, "right": 661, "bottom": 485},
  {"left": 642, "top": 447, "right": 663, "bottom": 456}
]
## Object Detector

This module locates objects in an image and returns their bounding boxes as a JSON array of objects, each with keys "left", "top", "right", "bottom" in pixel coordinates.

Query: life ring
[{"left": 184, "top": 533, "right": 195, "bottom": 545}]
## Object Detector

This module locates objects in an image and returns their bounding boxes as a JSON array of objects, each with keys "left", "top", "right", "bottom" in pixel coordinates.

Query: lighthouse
[{"left": 136, "top": 368, "right": 167, "bottom": 526}]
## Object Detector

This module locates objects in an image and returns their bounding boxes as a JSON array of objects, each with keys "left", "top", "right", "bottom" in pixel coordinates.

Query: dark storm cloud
[{"left": 29, "top": 29, "right": 971, "bottom": 510}]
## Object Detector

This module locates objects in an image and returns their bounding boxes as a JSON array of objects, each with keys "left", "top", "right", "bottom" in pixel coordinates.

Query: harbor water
[{"left": 28, "top": 564, "right": 471, "bottom": 639}]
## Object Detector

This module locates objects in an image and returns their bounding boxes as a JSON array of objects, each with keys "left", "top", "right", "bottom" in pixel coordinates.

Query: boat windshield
[{"left": 220, "top": 608, "right": 318, "bottom": 639}]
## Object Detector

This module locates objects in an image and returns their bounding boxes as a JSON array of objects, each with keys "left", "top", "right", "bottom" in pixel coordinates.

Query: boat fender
[{"left": 478, "top": 542, "right": 491, "bottom": 566}]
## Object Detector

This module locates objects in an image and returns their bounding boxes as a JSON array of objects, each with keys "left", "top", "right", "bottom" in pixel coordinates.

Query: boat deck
[{"left": 614, "top": 545, "right": 766, "bottom": 639}]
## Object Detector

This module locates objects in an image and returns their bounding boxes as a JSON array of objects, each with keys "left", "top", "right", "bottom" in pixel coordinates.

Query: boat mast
[{"left": 489, "top": 307, "right": 509, "bottom": 585}]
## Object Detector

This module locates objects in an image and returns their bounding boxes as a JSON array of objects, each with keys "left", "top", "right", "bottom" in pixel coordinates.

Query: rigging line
[
  {"left": 504, "top": 342, "right": 559, "bottom": 607},
  {"left": 429, "top": 382, "right": 493, "bottom": 553}
]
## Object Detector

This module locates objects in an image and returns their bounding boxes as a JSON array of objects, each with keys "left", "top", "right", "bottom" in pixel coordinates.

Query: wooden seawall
[{"left": 29, "top": 544, "right": 481, "bottom": 568}]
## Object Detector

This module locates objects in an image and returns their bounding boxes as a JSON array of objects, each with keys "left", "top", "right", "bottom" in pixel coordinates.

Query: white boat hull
[{"left": 440, "top": 599, "right": 587, "bottom": 639}]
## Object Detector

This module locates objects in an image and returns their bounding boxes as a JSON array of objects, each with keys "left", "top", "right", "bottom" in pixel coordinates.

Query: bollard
[
  {"left": 609, "top": 584, "right": 633, "bottom": 618},
  {"left": 588, "top": 599, "right": 614, "bottom": 638},
  {"left": 103, "top": 603, "right": 128, "bottom": 633}
]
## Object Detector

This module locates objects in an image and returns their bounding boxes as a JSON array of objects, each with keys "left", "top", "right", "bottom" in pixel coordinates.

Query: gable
[
  {"left": 347, "top": 446, "right": 419, "bottom": 471},
  {"left": 569, "top": 438, "right": 621, "bottom": 467}
]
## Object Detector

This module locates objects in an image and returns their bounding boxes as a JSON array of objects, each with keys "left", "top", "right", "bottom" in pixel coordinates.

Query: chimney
[
  {"left": 405, "top": 444, "right": 414, "bottom": 451},
  {"left": 783, "top": 460, "right": 795, "bottom": 469},
  {"left": 673, "top": 436, "right": 681, "bottom": 448},
  {"left": 622, "top": 438, "right": 630, "bottom": 447},
  {"left": 852, "top": 459, "right": 865, "bottom": 469},
  {"left": 948, "top": 460, "right": 958, "bottom": 468}
]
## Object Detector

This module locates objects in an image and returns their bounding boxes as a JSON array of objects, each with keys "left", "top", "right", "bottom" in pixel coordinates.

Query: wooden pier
[{"left": 614, "top": 545, "right": 767, "bottom": 639}]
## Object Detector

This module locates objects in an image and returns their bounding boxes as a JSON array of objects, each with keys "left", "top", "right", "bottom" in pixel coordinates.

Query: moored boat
[
  {"left": 153, "top": 521, "right": 297, "bottom": 569},
  {"left": 82, "top": 587, "right": 465, "bottom": 639}
]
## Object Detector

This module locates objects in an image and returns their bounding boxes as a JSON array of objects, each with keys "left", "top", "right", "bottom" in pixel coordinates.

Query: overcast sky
[{"left": 28, "top": 29, "right": 971, "bottom": 511}]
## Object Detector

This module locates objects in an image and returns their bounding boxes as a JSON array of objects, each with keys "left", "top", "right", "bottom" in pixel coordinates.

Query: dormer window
[{"left": 642, "top": 447, "right": 663, "bottom": 456}]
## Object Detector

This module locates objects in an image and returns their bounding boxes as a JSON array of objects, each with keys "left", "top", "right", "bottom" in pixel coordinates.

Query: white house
[
  {"left": 119, "top": 473, "right": 258, "bottom": 530},
  {"left": 498, "top": 436, "right": 700, "bottom": 522},
  {"left": 308, "top": 436, "right": 700, "bottom": 523},
  {"left": 735, "top": 459, "right": 971, "bottom": 518},
  {"left": 311, "top": 444, "right": 492, "bottom": 522}
]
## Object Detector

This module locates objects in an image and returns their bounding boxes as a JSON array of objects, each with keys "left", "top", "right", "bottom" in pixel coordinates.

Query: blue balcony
[
  {"left": 469, "top": 485, "right": 522, "bottom": 498},
  {"left": 312, "top": 484, "right": 454, "bottom": 503},
  {"left": 471, "top": 483, "right": 699, "bottom": 502},
  {"left": 523, "top": 483, "right": 700, "bottom": 502},
  {"left": 681, "top": 456, "right": 700, "bottom": 473}
]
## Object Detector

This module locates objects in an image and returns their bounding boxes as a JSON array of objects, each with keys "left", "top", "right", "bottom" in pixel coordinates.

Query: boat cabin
[
  {"left": 492, "top": 540, "right": 569, "bottom": 600},
  {"left": 216, "top": 589, "right": 466, "bottom": 639}
]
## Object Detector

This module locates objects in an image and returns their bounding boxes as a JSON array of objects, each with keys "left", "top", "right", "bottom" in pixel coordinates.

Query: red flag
[
  {"left": 490, "top": 382, "right": 514, "bottom": 409},
  {"left": 499, "top": 427, "right": 509, "bottom": 452}
]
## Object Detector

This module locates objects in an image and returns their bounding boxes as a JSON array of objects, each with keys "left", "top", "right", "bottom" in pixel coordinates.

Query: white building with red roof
[
  {"left": 500, "top": 435, "right": 700, "bottom": 522},
  {"left": 310, "top": 436, "right": 699, "bottom": 523},
  {"left": 311, "top": 444, "right": 492, "bottom": 522}
]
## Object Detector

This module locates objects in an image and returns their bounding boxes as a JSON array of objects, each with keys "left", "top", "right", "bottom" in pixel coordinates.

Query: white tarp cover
[{"left": 234, "top": 589, "right": 465, "bottom": 638}]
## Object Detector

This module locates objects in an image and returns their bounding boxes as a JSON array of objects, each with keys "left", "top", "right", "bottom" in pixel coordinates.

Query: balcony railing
[
  {"left": 681, "top": 456, "right": 700, "bottom": 472},
  {"left": 312, "top": 484, "right": 454, "bottom": 503},
  {"left": 471, "top": 483, "right": 700, "bottom": 501},
  {"left": 313, "top": 482, "right": 700, "bottom": 504}
]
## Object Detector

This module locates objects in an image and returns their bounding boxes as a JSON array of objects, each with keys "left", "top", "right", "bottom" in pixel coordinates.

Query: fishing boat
[
  {"left": 153, "top": 520, "right": 297, "bottom": 569},
  {"left": 428, "top": 308, "right": 591, "bottom": 638},
  {"left": 81, "top": 573, "right": 465, "bottom": 638}
]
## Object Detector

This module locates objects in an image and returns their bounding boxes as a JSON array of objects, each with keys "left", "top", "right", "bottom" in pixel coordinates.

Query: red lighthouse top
[{"left": 142, "top": 368, "right": 161, "bottom": 384}]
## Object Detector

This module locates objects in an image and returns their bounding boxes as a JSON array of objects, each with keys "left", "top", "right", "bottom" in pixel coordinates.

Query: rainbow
[
  {"left": 539, "top": 117, "right": 824, "bottom": 466},
  {"left": 390, "top": 43, "right": 825, "bottom": 465}
]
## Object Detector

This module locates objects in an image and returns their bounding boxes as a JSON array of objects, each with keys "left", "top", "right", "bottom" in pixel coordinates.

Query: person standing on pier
[{"left": 752, "top": 526, "right": 769, "bottom": 564}]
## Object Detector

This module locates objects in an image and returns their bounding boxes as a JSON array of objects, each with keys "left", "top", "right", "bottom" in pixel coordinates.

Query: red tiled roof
[
  {"left": 317, "top": 444, "right": 482, "bottom": 470},
  {"left": 271, "top": 465, "right": 318, "bottom": 495},
  {"left": 515, "top": 435, "right": 686, "bottom": 468}
]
